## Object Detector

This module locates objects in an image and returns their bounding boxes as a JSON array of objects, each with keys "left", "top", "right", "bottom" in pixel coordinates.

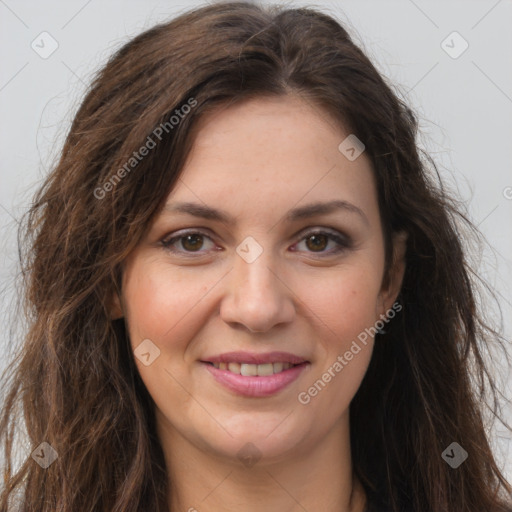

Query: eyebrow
[{"left": 163, "top": 199, "right": 369, "bottom": 226}]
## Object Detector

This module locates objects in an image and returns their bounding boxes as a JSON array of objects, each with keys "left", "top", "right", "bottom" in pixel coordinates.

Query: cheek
[
  {"left": 121, "top": 259, "right": 219, "bottom": 414},
  {"left": 298, "top": 263, "right": 384, "bottom": 346},
  {"left": 122, "top": 259, "right": 214, "bottom": 347},
  {"left": 292, "top": 265, "right": 382, "bottom": 410}
]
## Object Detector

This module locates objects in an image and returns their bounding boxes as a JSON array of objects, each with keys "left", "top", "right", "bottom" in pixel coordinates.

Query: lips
[
  {"left": 200, "top": 351, "right": 310, "bottom": 397},
  {"left": 202, "top": 351, "right": 307, "bottom": 365}
]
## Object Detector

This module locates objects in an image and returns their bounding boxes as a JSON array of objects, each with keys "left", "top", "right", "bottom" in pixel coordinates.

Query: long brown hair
[{"left": 1, "top": 2, "right": 511, "bottom": 511}]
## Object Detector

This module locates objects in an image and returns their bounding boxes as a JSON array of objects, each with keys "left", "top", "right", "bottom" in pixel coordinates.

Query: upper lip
[{"left": 202, "top": 351, "right": 308, "bottom": 365}]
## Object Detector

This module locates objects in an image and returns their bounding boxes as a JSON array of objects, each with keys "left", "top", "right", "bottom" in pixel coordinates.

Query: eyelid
[
  {"left": 291, "top": 227, "right": 352, "bottom": 254},
  {"left": 160, "top": 226, "right": 352, "bottom": 256},
  {"left": 161, "top": 228, "right": 218, "bottom": 255}
]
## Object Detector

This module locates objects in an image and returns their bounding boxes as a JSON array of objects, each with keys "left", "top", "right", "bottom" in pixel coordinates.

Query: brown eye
[
  {"left": 305, "top": 233, "right": 329, "bottom": 252},
  {"left": 161, "top": 231, "right": 216, "bottom": 255},
  {"left": 293, "top": 229, "right": 352, "bottom": 256},
  {"left": 181, "top": 234, "right": 204, "bottom": 252}
]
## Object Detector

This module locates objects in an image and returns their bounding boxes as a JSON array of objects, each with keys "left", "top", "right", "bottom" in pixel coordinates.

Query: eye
[
  {"left": 161, "top": 228, "right": 352, "bottom": 257},
  {"left": 292, "top": 229, "right": 352, "bottom": 255},
  {"left": 161, "top": 230, "right": 217, "bottom": 256}
]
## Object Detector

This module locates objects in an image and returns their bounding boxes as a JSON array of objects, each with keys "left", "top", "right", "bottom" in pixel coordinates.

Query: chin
[{"left": 196, "top": 416, "right": 314, "bottom": 465}]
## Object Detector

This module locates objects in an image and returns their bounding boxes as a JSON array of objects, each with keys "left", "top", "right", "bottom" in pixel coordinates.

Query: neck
[{"left": 158, "top": 412, "right": 367, "bottom": 512}]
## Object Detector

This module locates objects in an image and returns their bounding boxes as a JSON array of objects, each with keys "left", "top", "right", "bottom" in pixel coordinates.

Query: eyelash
[{"left": 160, "top": 228, "right": 352, "bottom": 257}]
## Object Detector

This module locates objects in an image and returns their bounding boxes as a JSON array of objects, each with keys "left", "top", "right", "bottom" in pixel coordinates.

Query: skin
[{"left": 113, "top": 95, "right": 406, "bottom": 512}]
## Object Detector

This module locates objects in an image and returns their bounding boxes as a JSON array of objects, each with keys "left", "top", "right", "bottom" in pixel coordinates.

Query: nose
[{"left": 219, "top": 247, "right": 295, "bottom": 333}]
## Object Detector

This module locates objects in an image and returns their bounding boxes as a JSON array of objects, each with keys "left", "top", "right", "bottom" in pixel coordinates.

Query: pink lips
[{"left": 201, "top": 351, "right": 310, "bottom": 398}]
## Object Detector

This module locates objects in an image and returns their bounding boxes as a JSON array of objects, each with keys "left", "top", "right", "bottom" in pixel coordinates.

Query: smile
[
  {"left": 208, "top": 361, "right": 296, "bottom": 376},
  {"left": 201, "top": 351, "right": 310, "bottom": 397}
]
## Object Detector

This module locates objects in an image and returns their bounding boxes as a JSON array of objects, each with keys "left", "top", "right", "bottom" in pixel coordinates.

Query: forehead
[
  {"left": 187, "top": 95, "right": 346, "bottom": 169},
  {"left": 166, "top": 95, "right": 378, "bottom": 227}
]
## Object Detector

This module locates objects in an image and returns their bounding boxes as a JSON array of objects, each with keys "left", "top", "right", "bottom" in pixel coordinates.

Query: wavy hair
[{"left": 1, "top": 2, "right": 511, "bottom": 511}]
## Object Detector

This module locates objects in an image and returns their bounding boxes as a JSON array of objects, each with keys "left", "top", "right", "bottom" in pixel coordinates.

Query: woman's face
[{"left": 118, "top": 95, "right": 404, "bottom": 464}]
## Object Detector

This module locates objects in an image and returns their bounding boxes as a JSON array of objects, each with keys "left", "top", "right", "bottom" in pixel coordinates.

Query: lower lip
[{"left": 202, "top": 362, "right": 309, "bottom": 397}]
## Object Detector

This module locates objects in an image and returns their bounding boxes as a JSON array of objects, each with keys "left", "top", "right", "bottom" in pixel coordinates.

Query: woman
[{"left": 1, "top": 2, "right": 510, "bottom": 511}]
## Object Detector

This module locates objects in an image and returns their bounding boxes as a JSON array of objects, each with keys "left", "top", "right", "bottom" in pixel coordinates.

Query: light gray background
[{"left": 1, "top": 0, "right": 511, "bottom": 480}]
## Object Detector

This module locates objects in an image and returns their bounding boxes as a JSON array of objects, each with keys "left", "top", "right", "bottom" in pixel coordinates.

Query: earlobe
[{"left": 379, "top": 230, "right": 408, "bottom": 313}]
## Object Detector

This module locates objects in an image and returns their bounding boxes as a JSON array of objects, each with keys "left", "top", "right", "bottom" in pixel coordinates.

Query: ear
[
  {"left": 108, "top": 289, "right": 124, "bottom": 320},
  {"left": 378, "top": 230, "right": 407, "bottom": 314}
]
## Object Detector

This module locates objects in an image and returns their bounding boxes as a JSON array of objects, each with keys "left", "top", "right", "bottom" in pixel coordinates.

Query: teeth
[
  {"left": 255, "top": 363, "right": 274, "bottom": 376},
  {"left": 273, "top": 362, "right": 284, "bottom": 373},
  {"left": 241, "top": 363, "right": 258, "bottom": 376},
  {"left": 211, "top": 361, "right": 295, "bottom": 375},
  {"left": 228, "top": 362, "right": 241, "bottom": 374}
]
